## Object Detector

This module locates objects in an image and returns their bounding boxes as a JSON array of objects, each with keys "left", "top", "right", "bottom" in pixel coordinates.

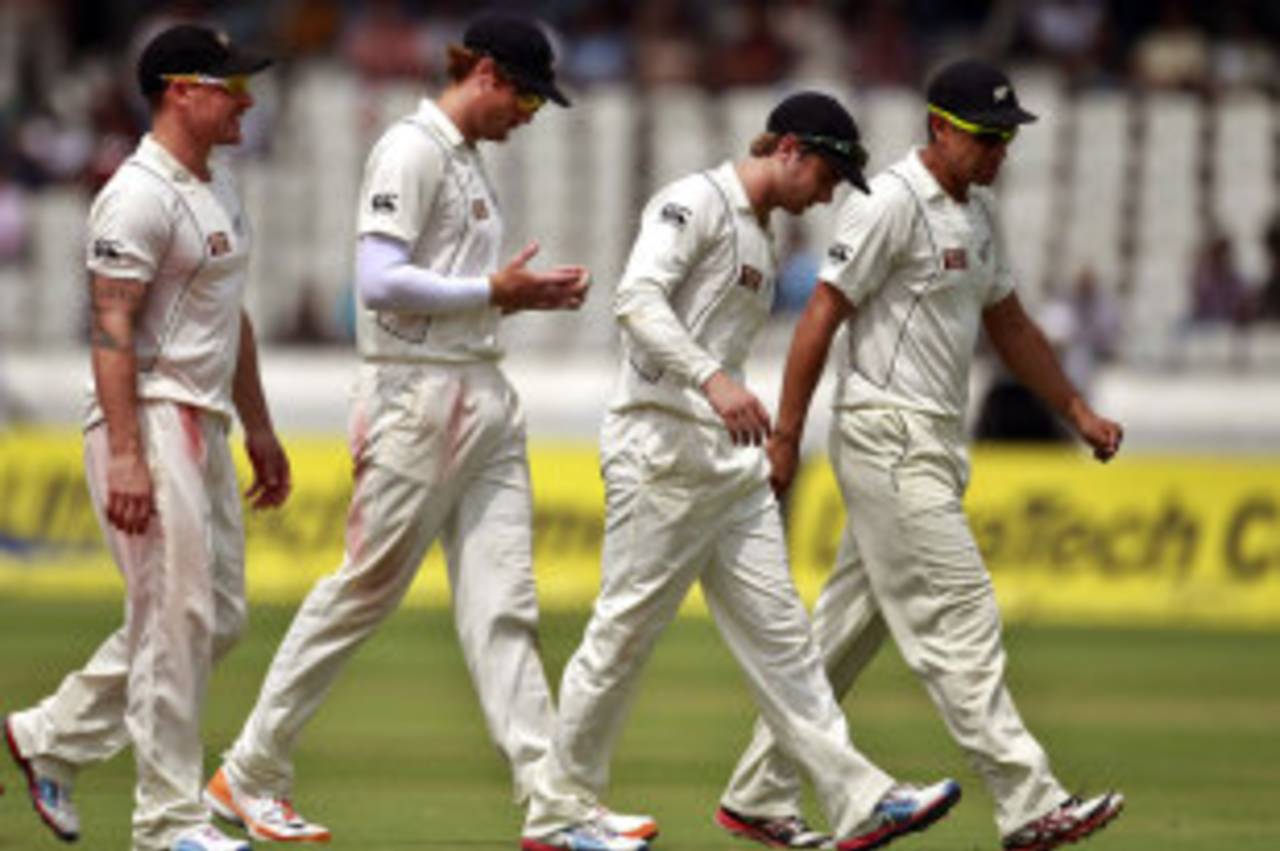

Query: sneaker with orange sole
[{"left": 204, "top": 766, "right": 331, "bottom": 843}]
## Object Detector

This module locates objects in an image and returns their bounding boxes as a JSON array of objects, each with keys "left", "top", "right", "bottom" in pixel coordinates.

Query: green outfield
[{"left": 1, "top": 597, "right": 1277, "bottom": 850}]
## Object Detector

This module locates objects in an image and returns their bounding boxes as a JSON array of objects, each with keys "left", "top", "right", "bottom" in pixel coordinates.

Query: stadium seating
[{"left": 4, "top": 65, "right": 1279, "bottom": 370}]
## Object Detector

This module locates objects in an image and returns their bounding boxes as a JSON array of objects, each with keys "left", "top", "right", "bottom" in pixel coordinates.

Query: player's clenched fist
[
  {"left": 490, "top": 241, "right": 590, "bottom": 312},
  {"left": 105, "top": 450, "right": 156, "bottom": 535},
  {"left": 1066, "top": 397, "right": 1124, "bottom": 462},
  {"left": 244, "top": 429, "right": 292, "bottom": 509},
  {"left": 702, "top": 370, "right": 773, "bottom": 446}
]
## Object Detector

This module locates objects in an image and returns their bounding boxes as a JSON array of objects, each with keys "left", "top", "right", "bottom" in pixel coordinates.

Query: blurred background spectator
[
  {"left": 1042, "top": 266, "right": 1124, "bottom": 396},
  {"left": 1188, "top": 230, "right": 1254, "bottom": 328},
  {"left": 1, "top": 0, "right": 1279, "bottom": 395},
  {"left": 1255, "top": 212, "right": 1280, "bottom": 323},
  {"left": 773, "top": 217, "right": 821, "bottom": 314},
  {"left": 1018, "top": 0, "right": 1112, "bottom": 88},
  {"left": 1131, "top": 0, "right": 1211, "bottom": 90}
]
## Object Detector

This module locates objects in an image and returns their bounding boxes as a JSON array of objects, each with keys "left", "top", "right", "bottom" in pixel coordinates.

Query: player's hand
[
  {"left": 244, "top": 429, "right": 291, "bottom": 509},
  {"left": 106, "top": 450, "right": 155, "bottom": 535},
  {"left": 766, "top": 433, "right": 801, "bottom": 496},
  {"left": 702, "top": 371, "right": 772, "bottom": 446},
  {"left": 1068, "top": 398, "right": 1124, "bottom": 462},
  {"left": 490, "top": 241, "right": 590, "bottom": 313}
]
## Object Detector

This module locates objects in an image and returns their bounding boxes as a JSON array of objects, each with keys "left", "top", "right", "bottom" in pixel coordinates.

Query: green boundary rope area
[{"left": 3, "top": 428, "right": 1280, "bottom": 628}]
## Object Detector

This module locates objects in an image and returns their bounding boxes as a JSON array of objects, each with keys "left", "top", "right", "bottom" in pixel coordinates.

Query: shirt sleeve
[
  {"left": 356, "top": 233, "right": 490, "bottom": 313},
  {"left": 614, "top": 180, "right": 723, "bottom": 387},
  {"left": 617, "top": 181, "right": 712, "bottom": 298},
  {"left": 85, "top": 179, "right": 170, "bottom": 282},
  {"left": 817, "top": 179, "right": 913, "bottom": 308},
  {"left": 356, "top": 125, "right": 445, "bottom": 244}
]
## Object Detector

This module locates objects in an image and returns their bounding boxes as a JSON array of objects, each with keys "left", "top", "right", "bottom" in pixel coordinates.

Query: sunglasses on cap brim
[
  {"left": 794, "top": 133, "right": 870, "bottom": 174},
  {"left": 485, "top": 60, "right": 548, "bottom": 113},
  {"left": 162, "top": 73, "right": 251, "bottom": 95},
  {"left": 928, "top": 105, "right": 1018, "bottom": 145},
  {"left": 514, "top": 90, "right": 546, "bottom": 113}
]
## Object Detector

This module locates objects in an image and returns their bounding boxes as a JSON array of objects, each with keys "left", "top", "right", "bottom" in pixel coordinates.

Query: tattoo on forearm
[
  {"left": 92, "top": 280, "right": 144, "bottom": 309},
  {"left": 90, "top": 315, "right": 130, "bottom": 351},
  {"left": 89, "top": 279, "right": 144, "bottom": 352}
]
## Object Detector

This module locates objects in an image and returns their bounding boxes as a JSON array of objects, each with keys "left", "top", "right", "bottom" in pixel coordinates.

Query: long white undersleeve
[
  {"left": 356, "top": 233, "right": 491, "bottom": 313},
  {"left": 616, "top": 276, "right": 722, "bottom": 387}
]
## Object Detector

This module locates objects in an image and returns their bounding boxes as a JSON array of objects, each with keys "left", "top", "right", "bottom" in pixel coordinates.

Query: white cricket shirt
[
  {"left": 355, "top": 98, "right": 503, "bottom": 363},
  {"left": 83, "top": 134, "right": 250, "bottom": 426},
  {"left": 820, "top": 149, "right": 1016, "bottom": 420},
  {"left": 611, "top": 161, "right": 777, "bottom": 425}
]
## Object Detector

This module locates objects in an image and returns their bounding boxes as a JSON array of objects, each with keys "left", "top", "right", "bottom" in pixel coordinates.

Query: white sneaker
[
  {"left": 715, "top": 804, "right": 832, "bottom": 848},
  {"left": 1002, "top": 791, "right": 1125, "bottom": 851},
  {"left": 204, "top": 766, "right": 331, "bottom": 843},
  {"left": 837, "top": 779, "right": 961, "bottom": 850},
  {"left": 171, "top": 823, "right": 250, "bottom": 851},
  {"left": 520, "top": 820, "right": 650, "bottom": 851},
  {"left": 593, "top": 804, "right": 659, "bottom": 840},
  {"left": 5, "top": 716, "right": 80, "bottom": 842}
]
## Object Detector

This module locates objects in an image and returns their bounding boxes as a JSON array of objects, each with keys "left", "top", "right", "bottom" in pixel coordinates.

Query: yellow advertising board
[
  {"left": 3, "top": 429, "right": 1279, "bottom": 629},
  {"left": 787, "top": 447, "right": 1280, "bottom": 629}
]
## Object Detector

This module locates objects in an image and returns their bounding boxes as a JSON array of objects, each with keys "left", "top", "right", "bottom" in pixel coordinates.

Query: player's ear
[
  {"left": 474, "top": 56, "right": 503, "bottom": 91},
  {"left": 778, "top": 133, "right": 805, "bottom": 164}
]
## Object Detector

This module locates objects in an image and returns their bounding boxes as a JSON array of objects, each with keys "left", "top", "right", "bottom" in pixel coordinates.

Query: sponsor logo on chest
[
  {"left": 738, "top": 264, "right": 764, "bottom": 293},
  {"left": 472, "top": 197, "right": 490, "bottom": 220},
  {"left": 207, "top": 231, "right": 232, "bottom": 257},
  {"left": 942, "top": 247, "right": 968, "bottom": 270}
]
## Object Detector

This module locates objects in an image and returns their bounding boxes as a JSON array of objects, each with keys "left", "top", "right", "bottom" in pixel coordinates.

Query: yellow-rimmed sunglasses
[
  {"left": 514, "top": 90, "right": 546, "bottom": 114},
  {"left": 162, "top": 73, "right": 251, "bottom": 96},
  {"left": 928, "top": 104, "right": 1017, "bottom": 145},
  {"left": 489, "top": 61, "right": 546, "bottom": 114}
]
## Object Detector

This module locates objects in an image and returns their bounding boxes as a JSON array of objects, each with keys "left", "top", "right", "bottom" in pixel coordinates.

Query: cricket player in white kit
[
  {"left": 4, "top": 25, "right": 287, "bottom": 851},
  {"left": 717, "top": 60, "right": 1127, "bottom": 851},
  {"left": 521, "top": 93, "right": 963, "bottom": 851},
  {"left": 203, "top": 15, "right": 652, "bottom": 845}
]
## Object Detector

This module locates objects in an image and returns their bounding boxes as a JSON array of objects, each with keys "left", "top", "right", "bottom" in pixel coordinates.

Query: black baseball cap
[
  {"left": 925, "top": 58, "right": 1037, "bottom": 130},
  {"left": 137, "top": 24, "right": 272, "bottom": 98},
  {"left": 464, "top": 14, "right": 569, "bottom": 107},
  {"left": 767, "top": 91, "right": 870, "bottom": 193}
]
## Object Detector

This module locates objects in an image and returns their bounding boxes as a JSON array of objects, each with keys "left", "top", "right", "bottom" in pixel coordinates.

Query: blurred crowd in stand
[
  {"left": 3, "top": 0, "right": 1279, "bottom": 197},
  {"left": 1, "top": 0, "right": 1278, "bottom": 424}
]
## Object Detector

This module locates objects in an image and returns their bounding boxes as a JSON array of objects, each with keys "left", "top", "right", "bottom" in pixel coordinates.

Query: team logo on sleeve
[
  {"left": 659, "top": 202, "right": 691, "bottom": 228},
  {"left": 472, "top": 198, "right": 489, "bottom": 220},
  {"left": 737, "top": 265, "right": 763, "bottom": 292},
  {"left": 827, "top": 242, "right": 852, "bottom": 263},
  {"left": 943, "top": 247, "right": 968, "bottom": 270},
  {"left": 92, "top": 238, "right": 124, "bottom": 262},
  {"left": 207, "top": 232, "right": 232, "bottom": 257},
  {"left": 371, "top": 192, "right": 398, "bottom": 214}
]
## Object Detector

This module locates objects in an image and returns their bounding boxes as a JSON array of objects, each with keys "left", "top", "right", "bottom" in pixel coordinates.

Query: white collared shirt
[
  {"left": 354, "top": 98, "right": 504, "bottom": 363},
  {"left": 611, "top": 161, "right": 777, "bottom": 425},
  {"left": 83, "top": 134, "right": 250, "bottom": 426},
  {"left": 820, "top": 149, "right": 1016, "bottom": 420}
]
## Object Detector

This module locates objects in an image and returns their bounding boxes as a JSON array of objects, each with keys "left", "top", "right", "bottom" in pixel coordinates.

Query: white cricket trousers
[
  {"left": 524, "top": 411, "right": 894, "bottom": 839},
  {"left": 8, "top": 402, "right": 247, "bottom": 851},
  {"left": 224, "top": 360, "right": 553, "bottom": 804},
  {"left": 722, "top": 408, "right": 1067, "bottom": 834}
]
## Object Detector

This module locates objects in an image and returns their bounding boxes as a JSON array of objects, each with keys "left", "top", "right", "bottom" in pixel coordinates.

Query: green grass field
[{"left": 1, "top": 597, "right": 1277, "bottom": 850}]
